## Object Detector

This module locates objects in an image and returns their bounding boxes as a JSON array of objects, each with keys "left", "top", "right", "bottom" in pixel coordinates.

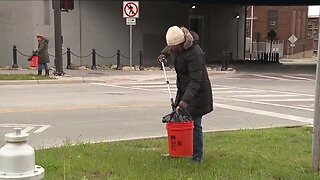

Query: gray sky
[{"left": 309, "top": 6, "right": 320, "bottom": 16}]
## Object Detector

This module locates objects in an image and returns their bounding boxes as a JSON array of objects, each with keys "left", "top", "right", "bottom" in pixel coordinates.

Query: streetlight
[
  {"left": 191, "top": 3, "right": 196, "bottom": 9},
  {"left": 235, "top": 13, "right": 240, "bottom": 60}
]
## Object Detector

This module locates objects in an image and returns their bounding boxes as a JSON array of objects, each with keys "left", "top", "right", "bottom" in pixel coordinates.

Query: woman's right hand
[{"left": 157, "top": 54, "right": 167, "bottom": 63}]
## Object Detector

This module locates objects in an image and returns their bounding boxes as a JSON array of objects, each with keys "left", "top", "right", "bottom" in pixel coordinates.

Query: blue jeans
[
  {"left": 38, "top": 63, "right": 49, "bottom": 71},
  {"left": 193, "top": 116, "right": 203, "bottom": 161}
]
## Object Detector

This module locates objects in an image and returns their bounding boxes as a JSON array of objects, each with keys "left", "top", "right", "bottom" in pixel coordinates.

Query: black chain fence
[{"left": 11, "top": 45, "right": 145, "bottom": 70}]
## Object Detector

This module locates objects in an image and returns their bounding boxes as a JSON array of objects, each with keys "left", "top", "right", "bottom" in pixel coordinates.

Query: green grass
[
  {"left": 36, "top": 127, "right": 320, "bottom": 180},
  {"left": 0, "top": 74, "right": 54, "bottom": 80}
]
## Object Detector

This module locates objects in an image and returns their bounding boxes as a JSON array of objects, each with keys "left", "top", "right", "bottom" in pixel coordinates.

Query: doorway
[{"left": 189, "top": 15, "right": 204, "bottom": 48}]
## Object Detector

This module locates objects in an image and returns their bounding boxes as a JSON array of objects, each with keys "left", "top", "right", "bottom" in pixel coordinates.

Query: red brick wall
[{"left": 247, "top": 6, "right": 310, "bottom": 55}]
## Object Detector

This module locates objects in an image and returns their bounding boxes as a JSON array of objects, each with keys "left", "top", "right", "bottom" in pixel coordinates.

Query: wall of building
[
  {"left": 0, "top": 0, "right": 245, "bottom": 68},
  {"left": 247, "top": 6, "right": 311, "bottom": 55},
  {"left": 307, "top": 16, "right": 319, "bottom": 56}
]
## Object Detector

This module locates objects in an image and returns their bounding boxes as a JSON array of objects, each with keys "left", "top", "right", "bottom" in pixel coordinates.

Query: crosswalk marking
[
  {"left": 250, "top": 74, "right": 289, "bottom": 81},
  {"left": 133, "top": 85, "right": 176, "bottom": 88},
  {"left": 214, "top": 90, "right": 263, "bottom": 94},
  {"left": 215, "top": 103, "right": 313, "bottom": 124},
  {"left": 256, "top": 99, "right": 314, "bottom": 102},
  {"left": 216, "top": 97, "right": 313, "bottom": 112},
  {"left": 280, "top": 75, "right": 314, "bottom": 81},
  {"left": 226, "top": 74, "right": 315, "bottom": 81},
  {"left": 230, "top": 94, "right": 300, "bottom": 98},
  {"left": 0, "top": 124, "right": 51, "bottom": 134}
]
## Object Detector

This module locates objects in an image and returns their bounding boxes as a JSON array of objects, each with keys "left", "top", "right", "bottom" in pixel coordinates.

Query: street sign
[
  {"left": 290, "top": 44, "right": 296, "bottom": 47},
  {"left": 288, "top": 34, "right": 298, "bottom": 44},
  {"left": 126, "top": 18, "right": 136, "bottom": 26},
  {"left": 123, "top": 1, "right": 139, "bottom": 18}
]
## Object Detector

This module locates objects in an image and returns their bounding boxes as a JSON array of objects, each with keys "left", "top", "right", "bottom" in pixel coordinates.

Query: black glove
[
  {"left": 177, "top": 100, "right": 188, "bottom": 111},
  {"left": 32, "top": 51, "right": 39, "bottom": 56},
  {"left": 157, "top": 54, "right": 167, "bottom": 63}
]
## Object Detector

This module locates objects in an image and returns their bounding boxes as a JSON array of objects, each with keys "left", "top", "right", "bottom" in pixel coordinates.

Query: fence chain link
[
  {"left": 70, "top": 51, "right": 92, "bottom": 58},
  {"left": 120, "top": 54, "right": 129, "bottom": 60},
  {"left": 96, "top": 52, "right": 117, "bottom": 59},
  {"left": 16, "top": 50, "right": 31, "bottom": 57}
]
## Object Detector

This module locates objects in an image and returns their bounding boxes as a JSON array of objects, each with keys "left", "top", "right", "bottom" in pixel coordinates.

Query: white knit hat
[{"left": 166, "top": 26, "right": 185, "bottom": 46}]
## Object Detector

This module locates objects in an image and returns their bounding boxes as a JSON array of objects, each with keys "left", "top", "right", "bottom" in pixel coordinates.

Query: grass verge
[
  {"left": 36, "top": 127, "right": 320, "bottom": 179},
  {"left": 0, "top": 74, "right": 54, "bottom": 80}
]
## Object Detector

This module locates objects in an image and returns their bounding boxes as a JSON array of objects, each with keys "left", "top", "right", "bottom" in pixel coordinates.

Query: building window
[
  {"left": 270, "top": 21, "right": 276, "bottom": 26},
  {"left": 308, "top": 31, "right": 313, "bottom": 37},
  {"left": 267, "top": 10, "right": 278, "bottom": 30}
]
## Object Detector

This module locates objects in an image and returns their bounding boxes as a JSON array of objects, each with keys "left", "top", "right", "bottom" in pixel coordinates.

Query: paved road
[{"left": 0, "top": 64, "right": 316, "bottom": 148}]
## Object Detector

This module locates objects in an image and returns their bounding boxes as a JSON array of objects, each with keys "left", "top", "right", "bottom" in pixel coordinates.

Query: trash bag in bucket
[{"left": 162, "top": 110, "right": 192, "bottom": 123}]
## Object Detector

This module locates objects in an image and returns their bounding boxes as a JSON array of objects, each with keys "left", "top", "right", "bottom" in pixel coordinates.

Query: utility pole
[
  {"left": 246, "top": 6, "right": 257, "bottom": 55},
  {"left": 53, "top": 0, "right": 64, "bottom": 76},
  {"left": 250, "top": 6, "right": 254, "bottom": 54},
  {"left": 312, "top": 9, "right": 320, "bottom": 171}
]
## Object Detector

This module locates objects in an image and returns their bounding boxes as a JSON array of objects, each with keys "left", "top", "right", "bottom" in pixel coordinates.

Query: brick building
[
  {"left": 246, "top": 6, "right": 313, "bottom": 57},
  {"left": 307, "top": 15, "right": 319, "bottom": 56}
]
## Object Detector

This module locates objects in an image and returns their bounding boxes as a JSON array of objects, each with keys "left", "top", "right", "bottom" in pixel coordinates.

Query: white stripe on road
[
  {"left": 160, "top": 88, "right": 178, "bottom": 91},
  {"left": 214, "top": 90, "right": 263, "bottom": 94},
  {"left": 250, "top": 74, "right": 289, "bottom": 81},
  {"left": 33, "top": 125, "right": 51, "bottom": 133},
  {"left": 297, "top": 104, "right": 314, "bottom": 108},
  {"left": 212, "top": 85, "right": 314, "bottom": 97},
  {"left": 212, "top": 87, "right": 234, "bottom": 90},
  {"left": 215, "top": 103, "right": 312, "bottom": 124},
  {"left": 230, "top": 94, "right": 300, "bottom": 98},
  {"left": 0, "top": 124, "right": 51, "bottom": 134},
  {"left": 280, "top": 75, "right": 314, "bottom": 81},
  {"left": 133, "top": 85, "right": 176, "bottom": 88},
  {"left": 92, "top": 83, "right": 161, "bottom": 92},
  {"left": 21, "top": 127, "right": 35, "bottom": 134},
  {"left": 256, "top": 99, "right": 314, "bottom": 102},
  {"left": 215, "top": 97, "right": 313, "bottom": 112}
]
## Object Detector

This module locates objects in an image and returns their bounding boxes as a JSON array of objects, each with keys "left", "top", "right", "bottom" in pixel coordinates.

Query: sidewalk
[{"left": 0, "top": 67, "right": 236, "bottom": 85}]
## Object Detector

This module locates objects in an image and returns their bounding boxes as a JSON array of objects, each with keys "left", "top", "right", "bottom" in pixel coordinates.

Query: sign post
[
  {"left": 312, "top": 9, "right": 320, "bottom": 171},
  {"left": 288, "top": 34, "right": 298, "bottom": 58},
  {"left": 123, "top": 1, "right": 139, "bottom": 70}
]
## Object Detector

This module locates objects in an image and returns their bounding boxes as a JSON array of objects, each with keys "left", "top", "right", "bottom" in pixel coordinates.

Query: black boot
[
  {"left": 37, "top": 70, "right": 42, "bottom": 76},
  {"left": 45, "top": 70, "right": 49, "bottom": 76}
]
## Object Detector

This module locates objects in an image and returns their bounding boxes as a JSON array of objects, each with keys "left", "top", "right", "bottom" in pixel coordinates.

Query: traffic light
[
  {"left": 52, "top": 0, "right": 74, "bottom": 12},
  {"left": 61, "top": 0, "right": 74, "bottom": 11}
]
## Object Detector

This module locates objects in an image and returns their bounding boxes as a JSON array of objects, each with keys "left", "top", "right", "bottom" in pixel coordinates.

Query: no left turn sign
[{"left": 123, "top": 1, "right": 139, "bottom": 18}]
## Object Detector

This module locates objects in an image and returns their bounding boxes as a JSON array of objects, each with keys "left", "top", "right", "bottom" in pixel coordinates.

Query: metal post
[
  {"left": 12, "top": 45, "right": 18, "bottom": 68},
  {"left": 139, "top": 50, "right": 143, "bottom": 70},
  {"left": 221, "top": 52, "right": 226, "bottom": 71},
  {"left": 312, "top": 9, "right": 320, "bottom": 171},
  {"left": 129, "top": 25, "right": 133, "bottom": 70},
  {"left": 236, "top": 16, "right": 239, "bottom": 61},
  {"left": 250, "top": 6, "right": 254, "bottom": 55},
  {"left": 91, "top": 49, "right": 97, "bottom": 70},
  {"left": 53, "top": 0, "right": 64, "bottom": 76},
  {"left": 116, "top": 49, "right": 121, "bottom": 70},
  {"left": 66, "top": 48, "right": 71, "bottom": 69}
]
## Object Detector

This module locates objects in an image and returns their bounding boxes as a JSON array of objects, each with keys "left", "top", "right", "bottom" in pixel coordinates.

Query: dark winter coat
[
  {"left": 36, "top": 38, "right": 50, "bottom": 64},
  {"left": 161, "top": 28, "right": 213, "bottom": 117}
]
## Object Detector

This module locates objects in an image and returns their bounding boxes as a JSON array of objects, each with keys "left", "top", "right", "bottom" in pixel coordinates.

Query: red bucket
[
  {"left": 166, "top": 121, "right": 194, "bottom": 157},
  {"left": 30, "top": 55, "right": 38, "bottom": 68}
]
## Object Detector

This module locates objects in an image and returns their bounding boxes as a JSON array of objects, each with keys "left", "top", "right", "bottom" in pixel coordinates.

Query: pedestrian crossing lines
[
  {"left": 93, "top": 81, "right": 313, "bottom": 105},
  {"left": 94, "top": 82, "right": 314, "bottom": 111},
  {"left": 227, "top": 74, "right": 315, "bottom": 81}
]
